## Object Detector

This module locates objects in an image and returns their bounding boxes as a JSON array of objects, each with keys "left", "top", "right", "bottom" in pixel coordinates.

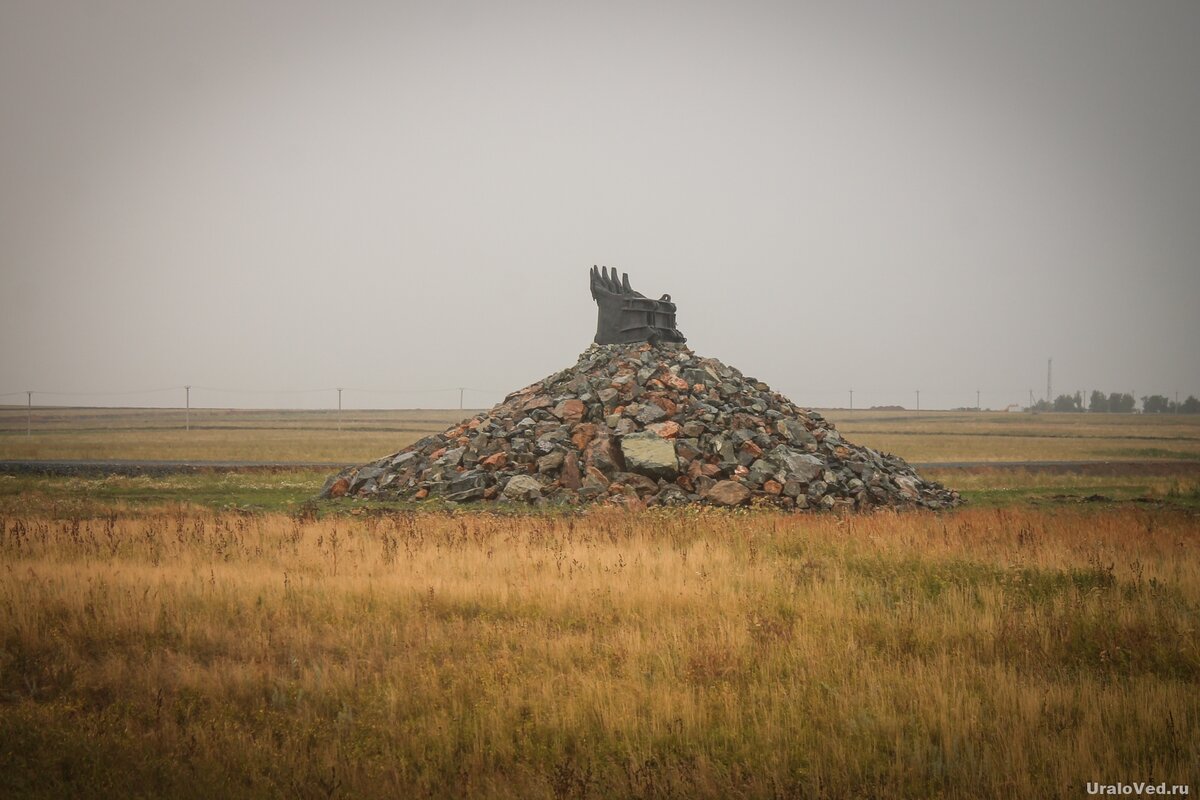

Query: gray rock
[
  {"left": 747, "top": 459, "right": 776, "bottom": 487},
  {"left": 713, "top": 435, "right": 738, "bottom": 466},
  {"left": 635, "top": 403, "right": 667, "bottom": 424},
  {"left": 655, "top": 485, "right": 692, "bottom": 506},
  {"left": 615, "top": 418, "right": 638, "bottom": 435},
  {"left": 767, "top": 446, "right": 823, "bottom": 483},
  {"left": 502, "top": 474, "right": 543, "bottom": 502},
  {"left": 448, "top": 470, "right": 488, "bottom": 494},
  {"left": 731, "top": 428, "right": 756, "bottom": 445},
  {"left": 445, "top": 486, "right": 487, "bottom": 502},
  {"left": 777, "top": 419, "right": 816, "bottom": 446},
  {"left": 390, "top": 451, "right": 419, "bottom": 468},
  {"left": 893, "top": 474, "right": 920, "bottom": 499},
  {"left": 537, "top": 450, "right": 565, "bottom": 473},
  {"left": 349, "top": 466, "right": 385, "bottom": 493},
  {"left": 619, "top": 432, "right": 678, "bottom": 479}
]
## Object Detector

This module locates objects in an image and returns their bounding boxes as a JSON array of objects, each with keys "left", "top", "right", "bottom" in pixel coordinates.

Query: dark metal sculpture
[{"left": 590, "top": 265, "right": 686, "bottom": 345}]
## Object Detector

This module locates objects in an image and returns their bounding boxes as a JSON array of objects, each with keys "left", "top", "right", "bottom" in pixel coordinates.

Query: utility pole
[
  {"left": 337, "top": 388, "right": 343, "bottom": 432},
  {"left": 26, "top": 391, "right": 32, "bottom": 437},
  {"left": 458, "top": 387, "right": 465, "bottom": 410},
  {"left": 1047, "top": 358, "right": 1052, "bottom": 404},
  {"left": 849, "top": 389, "right": 853, "bottom": 410},
  {"left": 915, "top": 389, "right": 920, "bottom": 412},
  {"left": 976, "top": 389, "right": 981, "bottom": 411},
  {"left": 1176, "top": 390, "right": 1179, "bottom": 413},
  {"left": 185, "top": 385, "right": 190, "bottom": 431}
]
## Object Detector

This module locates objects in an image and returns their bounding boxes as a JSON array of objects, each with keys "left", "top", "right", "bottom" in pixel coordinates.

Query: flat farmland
[
  {"left": 825, "top": 409, "right": 1200, "bottom": 463},
  {"left": 1, "top": 407, "right": 1198, "bottom": 798},
  {"left": 2, "top": 406, "right": 1199, "bottom": 465},
  {"left": 0, "top": 407, "right": 481, "bottom": 463}
]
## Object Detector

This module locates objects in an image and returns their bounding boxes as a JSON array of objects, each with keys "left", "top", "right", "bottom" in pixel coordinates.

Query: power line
[
  {"left": 18, "top": 386, "right": 185, "bottom": 397},
  {"left": 189, "top": 385, "right": 338, "bottom": 395}
]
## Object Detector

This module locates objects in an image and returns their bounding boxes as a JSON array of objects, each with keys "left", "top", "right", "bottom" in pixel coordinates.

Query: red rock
[
  {"left": 328, "top": 477, "right": 349, "bottom": 498},
  {"left": 483, "top": 486, "right": 499, "bottom": 500},
  {"left": 481, "top": 452, "right": 507, "bottom": 470},
  {"left": 699, "top": 463, "right": 722, "bottom": 478},
  {"left": 584, "top": 466, "right": 610, "bottom": 486},
  {"left": 429, "top": 447, "right": 447, "bottom": 460},
  {"left": 560, "top": 451, "right": 582, "bottom": 489},
  {"left": 523, "top": 394, "right": 553, "bottom": 411},
  {"left": 414, "top": 488, "right": 429, "bottom": 500},
  {"left": 705, "top": 480, "right": 750, "bottom": 506},
  {"left": 663, "top": 373, "right": 690, "bottom": 392},
  {"left": 741, "top": 441, "right": 763, "bottom": 458},
  {"left": 584, "top": 435, "right": 621, "bottom": 475},
  {"left": 571, "top": 422, "right": 597, "bottom": 451},
  {"left": 676, "top": 475, "right": 695, "bottom": 491},
  {"left": 648, "top": 396, "right": 677, "bottom": 416},
  {"left": 733, "top": 465, "right": 749, "bottom": 478},
  {"left": 763, "top": 479, "right": 783, "bottom": 495},
  {"left": 552, "top": 398, "right": 586, "bottom": 424},
  {"left": 732, "top": 412, "right": 765, "bottom": 430},
  {"left": 646, "top": 420, "right": 681, "bottom": 439}
]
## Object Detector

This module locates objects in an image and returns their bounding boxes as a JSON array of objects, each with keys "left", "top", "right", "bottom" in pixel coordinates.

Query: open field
[
  {"left": 2, "top": 406, "right": 1199, "bottom": 464},
  {"left": 2, "top": 467, "right": 1200, "bottom": 518},
  {"left": 0, "top": 407, "right": 480, "bottom": 463},
  {"left": 1, "top": 505, "right": 1197, "bottom": 798},
  {"left": 830, "top": 410, "right": 1200, "bottom": 464},
  {"left": 2, "top": 410, "right": 1198, "bottom": 797}
]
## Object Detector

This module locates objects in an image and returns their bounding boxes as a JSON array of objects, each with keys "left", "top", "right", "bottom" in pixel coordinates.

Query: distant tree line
[{"left": 1029, "top": 391, "right": 1200, "bottom": 413}]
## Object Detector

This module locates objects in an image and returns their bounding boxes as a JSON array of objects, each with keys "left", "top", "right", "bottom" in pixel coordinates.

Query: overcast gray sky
[{"left": 2, "top": 0, "right": 1197, "bottom": 410}]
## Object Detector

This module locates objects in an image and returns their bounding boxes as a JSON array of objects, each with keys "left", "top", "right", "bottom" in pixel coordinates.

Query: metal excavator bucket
[{"left": 589, "top": 266, "right": 687, "bottom": 346}]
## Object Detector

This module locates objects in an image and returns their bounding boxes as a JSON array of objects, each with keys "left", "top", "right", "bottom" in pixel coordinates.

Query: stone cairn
[{"left": 319, "top": 269, "right": 959, "bottom": 510}]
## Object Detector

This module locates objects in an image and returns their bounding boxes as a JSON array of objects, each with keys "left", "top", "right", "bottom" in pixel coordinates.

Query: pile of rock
[{"left": 319, "top": 343, "right": 960, "bottom": 510}]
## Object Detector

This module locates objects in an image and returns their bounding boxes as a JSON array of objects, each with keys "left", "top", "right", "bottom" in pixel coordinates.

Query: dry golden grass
[{"left": 1, "top": 506, "right": 1197, "bottom": 798}]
